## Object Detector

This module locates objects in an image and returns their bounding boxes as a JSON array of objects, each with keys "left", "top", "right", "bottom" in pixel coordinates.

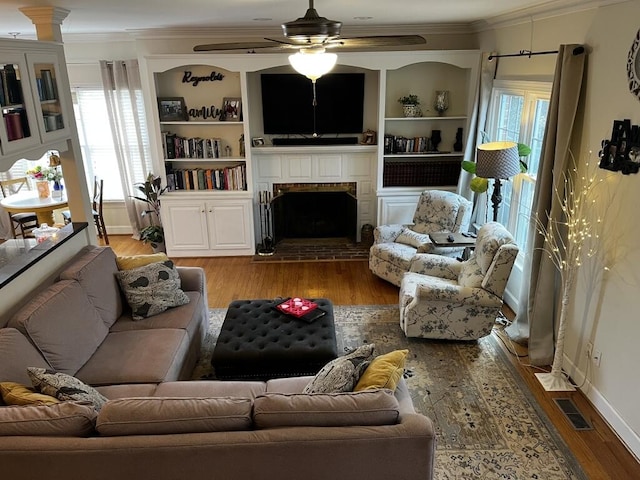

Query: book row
[
  {"left": 166, "top": 165, "right": 247, "bottom": 191},
  {"left": 0, "top": 64, "right": 23, "bottom": 107},
  {"left": 162, "top": 131, "right": 235, "bottom": 159},
  {"left": 384, "top": 135, "right": 442, "bottom": 154}
]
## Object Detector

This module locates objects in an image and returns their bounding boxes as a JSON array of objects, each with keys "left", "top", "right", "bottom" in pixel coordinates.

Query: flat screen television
[{"left": 260, "top": 73, "right": 365, "bottom": 136}]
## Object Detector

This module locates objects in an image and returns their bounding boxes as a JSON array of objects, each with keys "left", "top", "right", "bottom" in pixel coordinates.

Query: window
[
  {"left": 485, "top": 81, "right": 551, "bottom": 305},
  {"left": 72, "top": 86, "right": 150, "bottom": 201},
  {"left": 486, "top": 81, "right": 550, "bottom": 250}
]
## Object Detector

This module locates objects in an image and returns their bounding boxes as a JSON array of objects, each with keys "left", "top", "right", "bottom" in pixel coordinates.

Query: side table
[{"left": 429, "top": 232, "right": 476, "bottom": 259}]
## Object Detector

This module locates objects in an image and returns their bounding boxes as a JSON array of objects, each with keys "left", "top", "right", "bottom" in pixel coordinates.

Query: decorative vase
[
  {"left": 453, "top": 127, "right": 464, "bottom": 152},
  {"left": 36, "top": 180, "right": 50, "bottom": 198},
  {"left": 402, "top": 104, "right": 420, "bottom": 118},
  {"left": 430, "top": 130, "right": 442, "bottom": 151},
  {"left": 434, "top": 90, "right": 449, "bottom": 116},
  {"left": 52, "top": 180, "right": 64, "bottom": 199}
]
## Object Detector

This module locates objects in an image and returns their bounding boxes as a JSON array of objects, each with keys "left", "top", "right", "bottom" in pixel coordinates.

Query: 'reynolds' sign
[{"left": 182, "top": 71, "right": 224, "bottom": 86}]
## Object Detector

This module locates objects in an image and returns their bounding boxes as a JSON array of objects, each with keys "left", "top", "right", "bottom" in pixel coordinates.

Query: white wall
[{"left": 481, "top": 0, "right": 640, "bottom": 459}]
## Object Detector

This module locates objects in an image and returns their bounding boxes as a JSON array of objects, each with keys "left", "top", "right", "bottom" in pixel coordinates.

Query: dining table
[{"left": 0, "top": 190, "right": 68, "bottom": 227}]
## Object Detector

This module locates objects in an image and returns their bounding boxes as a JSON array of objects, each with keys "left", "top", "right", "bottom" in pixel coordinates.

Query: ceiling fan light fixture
[{"left": 288, "top": 49, "right": 337, "bottom": 82}]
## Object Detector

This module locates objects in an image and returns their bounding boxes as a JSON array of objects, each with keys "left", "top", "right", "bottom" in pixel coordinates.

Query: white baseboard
[{"left": 565, "top": 356, "right": 640, "bottom": 461}]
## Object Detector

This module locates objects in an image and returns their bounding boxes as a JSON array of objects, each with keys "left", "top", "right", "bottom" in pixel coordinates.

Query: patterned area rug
[{"left": 194, "top": 305, "right": 587, "bottom": 480}]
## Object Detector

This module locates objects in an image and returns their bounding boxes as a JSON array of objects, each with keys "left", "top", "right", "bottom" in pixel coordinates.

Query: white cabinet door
[
  {"left": 163, "top": 201, "right": 209, "bottom": 251},
  {"left": 206, "top": 199, "right": 252, "bottom": 250},
  {"left": 377, "top": 194, "right": 421, "bottom": 225}
]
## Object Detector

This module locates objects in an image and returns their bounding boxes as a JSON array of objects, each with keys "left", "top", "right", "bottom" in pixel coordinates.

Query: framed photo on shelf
[
  {"left": 222, "top": 97, "right": 242, "bottom": 121},
  {"left": 252, "top": 137, "right": 265, "bottom": 147},
  {"left": 158, "top": 97, "right": 188, "bottom": 121}
]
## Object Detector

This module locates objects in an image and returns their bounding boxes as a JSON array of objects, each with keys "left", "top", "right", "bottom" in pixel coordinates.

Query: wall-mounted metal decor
[
  {"left": 627, "top": 28, "right": 640, "bottom": 101},
  {"left": 598, "top": 119, "right": 640, "bottom": 175}
]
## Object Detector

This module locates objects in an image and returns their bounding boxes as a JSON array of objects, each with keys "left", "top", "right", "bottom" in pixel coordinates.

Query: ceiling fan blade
[
  {"left": 193, "top": 41, "right": 279, "bottom": 52},
  {"left": 330, "top": 35, "right": 426, "bottom": 49}
]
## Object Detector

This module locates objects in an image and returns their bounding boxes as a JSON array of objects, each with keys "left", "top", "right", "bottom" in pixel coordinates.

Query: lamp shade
[
  {"left": 476, "top": 141, "right": 520, "bottom": 179},
  {"left": 288, "top": 50, "right": 337, "bottom": 82}
]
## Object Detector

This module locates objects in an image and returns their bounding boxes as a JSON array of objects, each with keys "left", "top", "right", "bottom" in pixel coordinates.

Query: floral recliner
[
  {"left": 399, "top": 222, "right": 518, "bottom": 340},
  {"left": 369, "top": 190, "right": 472, "bottom": 286}
]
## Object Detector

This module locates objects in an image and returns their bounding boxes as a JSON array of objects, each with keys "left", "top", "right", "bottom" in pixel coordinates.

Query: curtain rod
[{"left": 488, "top": 46, "right": 584, "bottom": 61}]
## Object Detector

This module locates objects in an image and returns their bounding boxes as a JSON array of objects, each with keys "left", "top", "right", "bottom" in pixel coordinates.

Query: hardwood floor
[{"left": 108, "top": 235, "right": 640, "bottom": 480}]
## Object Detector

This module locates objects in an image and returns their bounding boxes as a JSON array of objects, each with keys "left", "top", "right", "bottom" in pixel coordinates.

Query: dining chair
[
  {"left": 0, "top": 177, "right": 38, "bottom": 238},
  {"left": 61, "top": 176, "right": 109, "bottom": 244}
]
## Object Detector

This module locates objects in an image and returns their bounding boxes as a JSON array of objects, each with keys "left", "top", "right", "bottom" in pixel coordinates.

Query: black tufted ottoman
[{"left": 212, "top": 298, "right": 338, "bottom": 380}]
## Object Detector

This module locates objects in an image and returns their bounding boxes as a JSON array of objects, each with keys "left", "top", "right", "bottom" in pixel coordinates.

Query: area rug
[{"left": 194, "top": 305, "right": 587, "bottom": 480}]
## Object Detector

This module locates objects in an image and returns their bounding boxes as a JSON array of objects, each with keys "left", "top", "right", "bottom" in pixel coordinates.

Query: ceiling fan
[{"left": 193, "top": 0, "right": 426, "bottom": 54}]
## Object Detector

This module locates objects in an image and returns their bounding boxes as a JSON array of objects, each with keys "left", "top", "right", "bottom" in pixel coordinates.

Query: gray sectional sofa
[{"left": 0, "top": 246, "right": 436, "bottom": 480}]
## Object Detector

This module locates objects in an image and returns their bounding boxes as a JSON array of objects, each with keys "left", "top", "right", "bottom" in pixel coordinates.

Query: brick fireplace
[{"left": 272, "top": 182, "right": 358, "bottom": 244}]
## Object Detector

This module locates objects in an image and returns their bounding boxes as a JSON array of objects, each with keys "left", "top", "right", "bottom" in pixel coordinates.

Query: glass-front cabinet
[
  {"left": 27, "top": 53, "right": 70, "bottom": 142},
  {"left": 0, "top": 45, "right": 71, "bottom": 160},
  {"left": 0, "top": 53, "right": 40, "bottom": 154}
]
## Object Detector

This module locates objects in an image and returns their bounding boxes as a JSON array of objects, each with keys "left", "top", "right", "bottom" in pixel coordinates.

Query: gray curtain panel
[
  {"left": 457, "top": 52, "right": 496, "bottom": 222},
  {"left": 506, "top": 44, "right": 587, "bottom": 366}
]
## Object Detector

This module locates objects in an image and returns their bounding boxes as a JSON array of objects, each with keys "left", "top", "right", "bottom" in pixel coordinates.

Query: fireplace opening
[{"left": 272, "top": 183, "right": 357, "bottom": 244}]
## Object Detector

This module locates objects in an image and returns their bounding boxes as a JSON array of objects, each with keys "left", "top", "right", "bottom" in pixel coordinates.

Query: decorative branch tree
[{"left": 534, "top": 154, "right": 605, "bottom": 391}]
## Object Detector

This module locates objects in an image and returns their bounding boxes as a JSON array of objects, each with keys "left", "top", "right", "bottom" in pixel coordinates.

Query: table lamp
[{"left": 476, "top": 141, "right": 520, "bottom": 222}]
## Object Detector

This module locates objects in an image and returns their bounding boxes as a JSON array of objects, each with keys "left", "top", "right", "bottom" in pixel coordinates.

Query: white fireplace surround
[{"left": 251, "top": 145, "right": 377, "bottom": 243}]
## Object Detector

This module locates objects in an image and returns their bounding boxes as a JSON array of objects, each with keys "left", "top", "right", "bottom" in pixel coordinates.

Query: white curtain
[{"left": 99, "top": 60, "right": 152, "bottom": 238}]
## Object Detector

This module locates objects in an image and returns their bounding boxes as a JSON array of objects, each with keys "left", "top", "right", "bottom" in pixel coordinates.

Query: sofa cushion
[
  {"left": 154, "top": 380, "right": 266, "bottom": 399},
  {"left": 109, "top": 291, "right": 203, "bottom": 337},
  {"left": 9, "top": 281, "right": 108, "bottom": 375},
  {"left": 116, "top": 260, "right": 190, "bottom": 320},
  {"left": 0, "top": 401, "right": 97, "bottom": 437},
  {"left": 28, "top": 367, "right": 108, "bottom": 411},
  {"left": 0, "top": 382, "right": 59, "bottom": 405},
  {"left": 354, "top": 349, "right": 408, "bottom": 392},
  {"left": 303, "top": 343, "right": 375, "bottom": 394},
  {"left": 95, "top": 384, "right": 158, "bottom": 400},
  {"left": 74, "top": 329, "right": 190, "bottom": 386},
  {"left": 0, "top": 328, "right": 51, "bottom": 385},
  {"left": 253, "top": 389, "right": 400, "bottom": 429},
  {"left": 96, "top": 396, "right": 253, "bottom": 436},
  {"left": 59, "top": 245, "right": 123, "bottom": 328}
]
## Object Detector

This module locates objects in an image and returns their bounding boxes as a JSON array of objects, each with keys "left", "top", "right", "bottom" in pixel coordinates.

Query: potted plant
[
  {"left": 398, "top": 94, "right": 421, "bottom": 117},
  {"left": 132, "top": 173, "right": 167, "bottom": 253}
]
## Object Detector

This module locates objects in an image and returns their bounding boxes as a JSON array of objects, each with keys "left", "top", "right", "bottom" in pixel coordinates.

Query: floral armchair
[
  {"left": 399, "top": 222, "right": 518, "bottom": 340},
  {"left": 369, "top": 190, "right": 472, "bottom": 286}
]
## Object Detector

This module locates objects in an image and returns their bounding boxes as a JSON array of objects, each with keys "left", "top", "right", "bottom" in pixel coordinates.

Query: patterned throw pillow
[
  {"left": 27, "top": 367, "right": 108, "bottom": 411},
  {"left": 395, "top": 228, "right": 432, "bottom": 248},
  {"left": 303, "top": 344, "right": 376, "bottom": 394},
  {"left": 116, "top": 260, "right": 190, "bottom": 320}
]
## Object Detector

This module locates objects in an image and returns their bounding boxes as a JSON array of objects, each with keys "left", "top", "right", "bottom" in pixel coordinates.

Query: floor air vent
[{"left": 553, "top": 398, "right": 593, "bottom": 430}]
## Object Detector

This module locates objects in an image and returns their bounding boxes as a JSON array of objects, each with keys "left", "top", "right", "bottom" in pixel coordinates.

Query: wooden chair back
[{"left": 0, "top": 177, "right": 31, "bottom": 197}]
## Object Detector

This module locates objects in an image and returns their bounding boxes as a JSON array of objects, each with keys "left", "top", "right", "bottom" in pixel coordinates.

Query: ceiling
[{"left": 0, "top": 0, "right": 602, "bottom": 40}]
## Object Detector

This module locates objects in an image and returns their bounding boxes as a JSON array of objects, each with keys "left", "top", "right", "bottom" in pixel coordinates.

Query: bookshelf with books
[
  {"left": 376, "top": 54, "right": 478, "bottom": 225},
  {"left": 141, "top": 57, "right": 254, "bottom": 256}
]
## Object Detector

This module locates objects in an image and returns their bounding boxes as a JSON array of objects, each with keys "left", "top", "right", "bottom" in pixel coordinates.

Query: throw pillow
[
  {"left": 116, "top": 253, "right": 169, "bottom": 271},
  {"left": 116, "top": 260, "right": 190, "bottom": 320},
  {"left": 354, "top": 349, "right": 409, "bottom": 392},
  {"left": 303, "top": 343, "right": 376, "bottom": 394},
  {"left": 395, "top": 228, "right": 432, "bottom": 248},
  {"left": 27, "top": 367, "right": 108, "bottom": 411},
  {"left": 96, "top": 397, "right": 253, "bottom": 436},
  {"left": 0, "top": 382, "right": 60, "bottom": 406},
  {"left": 0, "top": 402, "right": 97, "bottom": 437}
]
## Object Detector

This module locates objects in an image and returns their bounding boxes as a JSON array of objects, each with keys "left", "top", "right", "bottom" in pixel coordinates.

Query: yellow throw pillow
[
  {"left": 354, "top": 349, "right": 409, "bottom": 392},
  {"left": 0, "top": 382, "right": 60, "bottom": 406},
  {"left": 116, "top": 253, "right": 168, "bottom": 271}
]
